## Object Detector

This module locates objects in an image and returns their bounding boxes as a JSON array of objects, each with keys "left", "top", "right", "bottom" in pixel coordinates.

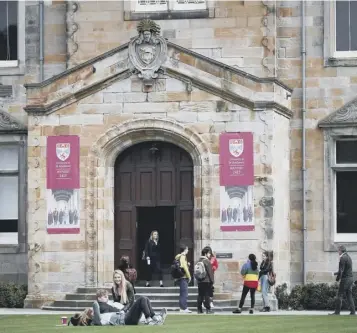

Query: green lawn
[{"left": 0, "top": 315, "right": 356, "bottom": 333}]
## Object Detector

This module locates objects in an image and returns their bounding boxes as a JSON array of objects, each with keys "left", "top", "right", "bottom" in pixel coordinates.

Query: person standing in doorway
[
  {"left": 233, "top": 253, "right": 259, "bottom": 314},
  {"left": 144, "top": 230, "right": 163, "bottom": 287},
  {"left": 329, "top": 245, "right": 356, "bottom": 315},
  {"left": 259, "top": 251, "right": 272, "bottom": 312},
  {"left": 175, "top": 245, "right": 192, "bottom": 313}
]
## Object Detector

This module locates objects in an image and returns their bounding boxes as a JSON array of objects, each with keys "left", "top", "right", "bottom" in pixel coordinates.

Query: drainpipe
[
  {"left": 39, "top": 1, "right": 44, "bottom": 81},
  {"left": 301, "top": 1, "right": 307, "bottom": 285}
]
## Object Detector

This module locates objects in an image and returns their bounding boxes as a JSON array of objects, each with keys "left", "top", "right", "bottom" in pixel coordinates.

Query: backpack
[
  {"left": 171, "top": 256, "right": 185, "bottom": 279},
  {"left": 268, "top": 271, "right": 276, "bottom": 286},
  {"left": 194, "top": 260, "right": 207, "bottom": 281},
  {"left": 125, "top": 268, "right": 137, "bottom": 283}
]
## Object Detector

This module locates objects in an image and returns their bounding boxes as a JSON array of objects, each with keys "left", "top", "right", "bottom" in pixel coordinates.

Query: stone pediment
[
  {"left": 24, "top": 20, "right": 292, "bottom": 118},
  {"left": 319, "top": 96, "right": 357, "bottom": 128},
  {"left": 0, "top": 109, "right": 27, "bottom": 133}
]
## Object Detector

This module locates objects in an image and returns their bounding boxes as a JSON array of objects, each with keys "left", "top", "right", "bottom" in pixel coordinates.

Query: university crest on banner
[
  {"left": 229, "top": 139, "right": 244, "bottom": 158},
  {"left": 56, "top": 143, "right": 71, "bottom": 161}
]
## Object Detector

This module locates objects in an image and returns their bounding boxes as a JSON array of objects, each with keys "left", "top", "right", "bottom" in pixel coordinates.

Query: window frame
[
  {"left": 0, "top": 137, "right": 27, "bottom": 253},
  {"left": 124, "top": 0, "right": 213, "bottom": 21},
  {"left": 0, "top": 0, "right": 25, "bottom": 74},
  {"left": 324, "top": 1, "right": 357, "bottom": 66},
  {"left": 323, "top": 129, "right": 357, "bottom": 251}
]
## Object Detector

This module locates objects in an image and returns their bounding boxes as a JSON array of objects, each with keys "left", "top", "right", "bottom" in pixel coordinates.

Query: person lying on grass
[{"left": 93, "top": 289, "right": 167, "bottom": 326}]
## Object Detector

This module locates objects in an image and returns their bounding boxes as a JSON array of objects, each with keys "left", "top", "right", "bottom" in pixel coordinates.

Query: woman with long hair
[
  {"left": 111, "top": 270, "right": 135, "bottom": 312},
  {"left": 144, "top": 230, "right": 163, "bottom": 287},
  {"left": 233, "top": 253, "right": 259, "bottom": 314},
  {"left": 69, "top": 308, "right": 93, "bottom": 326},
  {"left": 259, "top": 251, "right": 273, "bottom": 312}
]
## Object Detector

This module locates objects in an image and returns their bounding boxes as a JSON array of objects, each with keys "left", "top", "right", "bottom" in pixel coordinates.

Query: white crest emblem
[
  {"left": 56, "top": 143, "right": 71, "bottom": 161},
  {"left": 229, "top": 139, "right": 244, "bottom": 157}
]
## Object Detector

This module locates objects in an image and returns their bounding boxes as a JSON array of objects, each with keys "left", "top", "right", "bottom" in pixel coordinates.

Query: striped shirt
[{"left": 240, "top": 260, "right": 259, "bottom": 289}]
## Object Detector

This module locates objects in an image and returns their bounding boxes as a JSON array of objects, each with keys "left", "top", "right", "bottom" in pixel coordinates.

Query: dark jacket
[
  {"left": 98, "top": 301, "right": 119, "bottom": 314},
  {"left": 198, "top": 256, "right": 214, "bottom": 284},
  {"left": 259, "top": 260, "right": 272, "bottom": 279},
  {"left": 145, "top": 239, "right": 161, "bottom": 260},
  {"left": 111, "top": 282, "right": 135, "bottom": 312},
  {"left": 336, "top": 252, "right": 353, "bottom": 281}
]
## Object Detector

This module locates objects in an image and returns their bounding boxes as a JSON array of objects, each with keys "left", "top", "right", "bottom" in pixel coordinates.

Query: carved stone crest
[{"left": 129, "top": 19, "right": 167, "bottom": 87}]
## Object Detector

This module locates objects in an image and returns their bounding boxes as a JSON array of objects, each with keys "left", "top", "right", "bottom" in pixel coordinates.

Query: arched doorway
[{"left": 114, "top": 141, "right": 194, "bottom": 280}]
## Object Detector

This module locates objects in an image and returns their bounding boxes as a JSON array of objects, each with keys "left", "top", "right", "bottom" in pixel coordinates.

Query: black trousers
[
  {"left": 124, "top": 296, "right": 155, "bottom": 325},
  {"left": 239, "top": 285, "right": 256, "bottom": 309},
  {"left": 335, "top": 277, "right": 356, "bottom": 314},
  {"left": 147, "top": 258, "right": 163, "bottom": 281},
  {"left": 197, "top": 282, "right": 211, "bottom": 311}
]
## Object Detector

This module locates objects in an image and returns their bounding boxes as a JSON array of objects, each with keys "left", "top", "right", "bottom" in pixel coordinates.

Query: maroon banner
[
  {"left": 219, "top": 132, "right": 254, "bottom": 232},
  {"left": 46, "top": 136, "right": 80, "bottom": 234},
  {"left": 219, "top": 132, "right": 254, "bottom": 186},
  {"left": 46, "top": 136, "right": 80, "bottom": 189}
]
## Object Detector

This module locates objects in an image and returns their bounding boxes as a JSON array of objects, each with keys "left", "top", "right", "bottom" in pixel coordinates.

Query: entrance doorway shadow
[{"left": 137, "top": 206, "right": 175, "bottom": 281}]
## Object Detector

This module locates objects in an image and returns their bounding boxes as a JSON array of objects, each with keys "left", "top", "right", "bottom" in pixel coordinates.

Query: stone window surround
[
  {"left": 0, "top": 0, "right": 26, "bottom": 76},
  {"left": 324, "top": 1, "right": 357, "bottom": 67},
  {"left": 84, "top": 118, "right": 212, "bottom": 286},
  {"left": 123, "top": 0, "right": 214, "bottom": 21},
  {"left": 0, "top": 136, "right": 27, "bottom": 254},
  {"left": 323, "top": 128, "right": 357, "bottom": 252}
]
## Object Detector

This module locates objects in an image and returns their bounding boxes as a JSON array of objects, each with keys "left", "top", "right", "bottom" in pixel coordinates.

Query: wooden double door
[{"left": 114, "top": 142, "right": 194, "bottom": 273}]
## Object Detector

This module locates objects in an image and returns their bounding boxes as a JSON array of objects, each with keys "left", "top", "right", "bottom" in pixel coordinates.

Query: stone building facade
[{"left": 0, "top": 0, "right": 356, "bottom": 307}]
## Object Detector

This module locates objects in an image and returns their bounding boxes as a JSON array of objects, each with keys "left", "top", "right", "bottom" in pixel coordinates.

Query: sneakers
[
  {"left": 180, "top": 308, "right": 192, "bottom": 313},
  {"left": 148, "top": 309, "right": 167, "bottom": 326},
  {"left": 249, "top": 309, "right": 254, "bottom": 314},
  {"left": 260, "top": 307, "right": 270, "bottom": 312},
  {"left": 232, "top": 308, "right": 242, "bottom": 314}
]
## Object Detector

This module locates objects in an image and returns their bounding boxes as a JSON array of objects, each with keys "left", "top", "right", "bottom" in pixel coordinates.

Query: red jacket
[{"left": 210, "top": 257, "right": 218, "bottom": 272}]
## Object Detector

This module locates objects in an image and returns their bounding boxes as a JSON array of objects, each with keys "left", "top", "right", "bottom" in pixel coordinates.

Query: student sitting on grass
[{"left": 93, "top": 289, "right": 167, "bottom": 326}]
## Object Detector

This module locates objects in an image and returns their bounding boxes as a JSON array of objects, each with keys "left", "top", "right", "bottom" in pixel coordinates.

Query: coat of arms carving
[{"left": 128, "top": 19, "right": 167, "bottom": 87}]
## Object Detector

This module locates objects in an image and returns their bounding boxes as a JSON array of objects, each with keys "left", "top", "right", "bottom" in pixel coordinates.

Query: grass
[{"left": 0, "top": 314, "right": 357, "bottom": 333}]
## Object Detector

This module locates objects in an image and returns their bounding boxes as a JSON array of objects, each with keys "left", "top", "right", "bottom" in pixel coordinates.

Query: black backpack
[{"left": 171, "top": 256, "right": 185, "bottom": 279}]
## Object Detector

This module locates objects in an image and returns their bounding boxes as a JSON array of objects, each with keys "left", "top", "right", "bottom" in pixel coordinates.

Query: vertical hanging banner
[
  {"left": 219, "top": 133, "right": 255, "bottom": 231},
  {"left": 46, "top": 136, "right": 80, "bottom": 234}
]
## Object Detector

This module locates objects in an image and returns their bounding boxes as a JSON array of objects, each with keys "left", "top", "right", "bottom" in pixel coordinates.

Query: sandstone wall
[
  {"left": 276, "top": 1, "right": 357, "bottom": 285},
  {"left": 67, "top": 0, "right": 271, "bottom": 77}
]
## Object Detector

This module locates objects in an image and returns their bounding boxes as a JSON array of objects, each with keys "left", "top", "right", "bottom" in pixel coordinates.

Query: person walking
[
  {"left": 329, "top": 245, "right": 356, "bottom": 315},
  {"left": 144, "top": 230, "right": 163, "bottom": 287},
  {"left": 233, "top": 254, "right": 259, "bottom": 314},
  {"left": 175, "top": 245, "right": 192, "bottom": 313},
  {"left": 259, "top": 251, "right": 272, "bottom": 312},
  {"left": 195, "top": 246, "right": 214, "bottom": 314}
]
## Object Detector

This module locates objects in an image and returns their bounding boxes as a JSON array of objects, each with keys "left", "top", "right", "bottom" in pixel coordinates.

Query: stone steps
[
  {"left": 65, "top": 292, "right": 232, "bottom": 301},
  {"left": 41, "top": 284, "right": 277, "bottom": 312}
]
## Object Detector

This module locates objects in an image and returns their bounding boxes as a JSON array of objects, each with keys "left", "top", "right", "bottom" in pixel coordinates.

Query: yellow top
[{"left": 175, "top": 253, "right": 191, "bottom": 279}]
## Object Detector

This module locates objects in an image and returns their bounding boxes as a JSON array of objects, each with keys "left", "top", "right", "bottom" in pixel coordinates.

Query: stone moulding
[
  {"left": 86, "top": 117, "right": 212, "bottom": 286},
  {"left": 319, "top": 96, "right": 357, "bottom": 128},
  {"left": 0, "top": 109, "right": 27, "bottom": 134}
]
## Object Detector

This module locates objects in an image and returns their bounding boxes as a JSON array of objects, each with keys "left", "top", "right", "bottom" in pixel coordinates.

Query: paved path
[{"left": 0, "top": 308, "right": 353, "bottom": 316}]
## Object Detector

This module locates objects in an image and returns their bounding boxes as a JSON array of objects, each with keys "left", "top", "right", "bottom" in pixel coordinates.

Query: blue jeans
[
  {"left": 179, "top": 278, "right": 189, "bottom": 310},
  {"left": 260, "top": 274, "right": 269, "bottom": 307}
]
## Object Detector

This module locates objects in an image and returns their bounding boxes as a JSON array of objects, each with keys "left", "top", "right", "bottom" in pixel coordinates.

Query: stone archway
[{"left": 85, "top": 118, "right": 212, "bottom": 286}]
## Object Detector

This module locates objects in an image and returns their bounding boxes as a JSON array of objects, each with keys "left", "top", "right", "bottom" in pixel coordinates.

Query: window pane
[
  {"left": 0, "top": 176, "right": 18, "bottom": 220},
  {"left": 350, "top": 1, "right": 357, "bottom": 50},
  {"left": 336, "top": 171, "right": 357, "bottom": 233},
  {"left": 0, "top": 145, "right": 18, "bottom": 170},
  {"left": 0, "top": 1, "right": 18, "bottom": 61},
  {"left": 336, "top": 0, "right": 350, "bottom": 51},
  {"left": 336, "top": 140, "right": 357, "bottom": 164}
]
